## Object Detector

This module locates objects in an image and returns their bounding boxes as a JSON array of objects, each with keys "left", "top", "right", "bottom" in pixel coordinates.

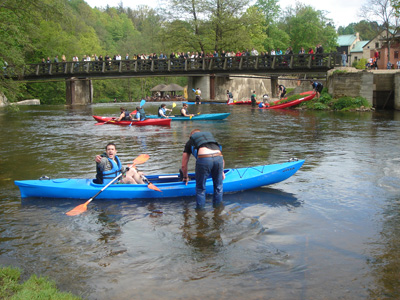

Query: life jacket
[
  {"left": 96, "top": 154, "right": 123, "bottom": 184},
  {"left": 122, "top": 110, "right": 130, "bottom": 121},
  {"left": 158, "top": 106, "right": 166, "bottom": 117},
  {"left": 190, "top": 132, "right": 222, "bottom": 159},
  {"left": 181, "top": 107, "right": 188, "bottom": 116},
  {"left": 228, "top": 92, "right": 233, "bottom": 98},
  {"left": 279, "top": 85, "right": 286, "bottom": 92},
  {"left": 138, "top": 107, "right": 146, "bottom": 120}
]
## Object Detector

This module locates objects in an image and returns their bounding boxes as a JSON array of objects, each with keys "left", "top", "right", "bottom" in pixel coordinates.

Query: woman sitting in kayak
[
  {"left": 117, "top": 107, "right": 131, "bottom": 121},
  {"left": 95, "top": 143, "right": 144, "bottom": 184}
]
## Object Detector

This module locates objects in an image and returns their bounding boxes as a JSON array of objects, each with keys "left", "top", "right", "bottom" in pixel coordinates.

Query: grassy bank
[
  {"left": 299, "top": 89, "right": 372, "bottom": 111},
  {"left": 0, "top": 266, "right": 81, "bottom": 300}
]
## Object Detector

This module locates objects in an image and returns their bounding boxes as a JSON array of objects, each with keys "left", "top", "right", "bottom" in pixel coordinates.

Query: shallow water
[{"left": 1, "top": 103, "right": 400, "bottom": 299}]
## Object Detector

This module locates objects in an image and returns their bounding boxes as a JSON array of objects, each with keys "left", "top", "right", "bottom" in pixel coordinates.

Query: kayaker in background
[
  {"left": 95, "top": 142, "right": 144, "bottom": 185},
  {"left": 250, "top": 90, "right": 257, "bottom": 106},
  {"left": 180, "top": 103, "right": 194, "bottom": 117},
  {"left": 277, "top": 84, "right": 286, "bottom": 99},
  {"left": 130, "top": 106, "right": 145, "bottom": 121},
  {"left": 181, "top": 129, "right": 225, "bottom": 209},
  {"left": 227, "top": 90, "right": 234, "bottom": 104},
  {"left": 258, "top": 93, "right": 270, "bottom": 108},
  {"left": 195, "top": 88, "right": 202, "bottom": 104},
  {"left": 117, "top": 107, "right": 131, "bottom": 121},
  {"left": 310, "top": 80, "right": 323, "bottom": 99},
  {"left": 158, "top": 103, "right": 172, "bottom": 118}
]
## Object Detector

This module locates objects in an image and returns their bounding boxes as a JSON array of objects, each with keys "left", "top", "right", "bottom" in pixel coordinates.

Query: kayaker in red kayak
[
  {"left": 117, "top": 107, "right": 131, "bottom": 121},
  {"left": 181, "top": 129, "right": 225, "bottom": 209},
  {"left": 95, "top": 143, "right": 144, "bottom": 185}
]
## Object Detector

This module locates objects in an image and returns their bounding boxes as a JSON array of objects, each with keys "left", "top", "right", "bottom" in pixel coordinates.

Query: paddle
[
  {"left": 95, "top": 119, "right": 116, "bottom": 126},
  {"left": 141, "top": 175, "right": 162, "bottom": 192},
  {"left": 167, "top": 102, "right": 176, "bottom": 116},
  {"left": 189, "top": 112, "right": 201, "bottom": 120},
  {"left": 140, "top": 99, "right": 146, "bottom": 107},
  {"left": 66, "top": 154, "right": 150, "bottom": 216}
]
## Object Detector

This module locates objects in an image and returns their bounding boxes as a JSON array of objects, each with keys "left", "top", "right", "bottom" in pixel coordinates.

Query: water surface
[{"left": 0, "top": 103, "right": 399, "bottom": 299}]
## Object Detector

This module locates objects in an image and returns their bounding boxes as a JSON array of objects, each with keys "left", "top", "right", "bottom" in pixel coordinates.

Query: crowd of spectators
[{"left": 40, "top": 44, "right": 325, "bottom": 65}]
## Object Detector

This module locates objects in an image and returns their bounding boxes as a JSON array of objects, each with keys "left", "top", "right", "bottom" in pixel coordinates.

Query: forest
[{"left": 0, "top": 0, "right": 394, "bottom": 104}]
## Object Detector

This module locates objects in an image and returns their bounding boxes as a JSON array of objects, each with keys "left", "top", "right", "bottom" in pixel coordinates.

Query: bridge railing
[{"left": 16, "top": 52, "right": 340, "bottom": 79}]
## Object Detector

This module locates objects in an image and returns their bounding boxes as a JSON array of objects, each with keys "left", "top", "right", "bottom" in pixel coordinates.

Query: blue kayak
[
  {"left": 147, "top": 113, "right": 230, "bottom": 121},
  {"left": 14, "top": 159, "right": 304, "bottom": 200}
]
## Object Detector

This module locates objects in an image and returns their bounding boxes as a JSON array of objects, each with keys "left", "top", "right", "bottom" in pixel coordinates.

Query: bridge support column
[
  {"left": 66, "top": 77, "right": 93, "bottom": 105},
  {"left": 188, "top": 76, "right": 210, "bottom": 101},
  {"left": 271, "top": 76, "right": 278, "bottom": 98}
]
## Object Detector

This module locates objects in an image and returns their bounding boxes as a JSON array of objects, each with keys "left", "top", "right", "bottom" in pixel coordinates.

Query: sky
[{"left": 84, "top": 0, "right": 366, "bottom": 28}]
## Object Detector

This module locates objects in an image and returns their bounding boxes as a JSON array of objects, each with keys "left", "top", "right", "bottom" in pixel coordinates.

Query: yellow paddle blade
[
  {"left": 66, "top": 200, "right": 90, "bottom": 216},
  {"left": 172, "top": 102, "right": 176, "bottom": 108}
]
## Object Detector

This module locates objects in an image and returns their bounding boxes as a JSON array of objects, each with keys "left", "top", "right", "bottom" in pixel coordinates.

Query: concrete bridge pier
[{"left": 66, "top": 77, "right": 93, "bottom": 105}]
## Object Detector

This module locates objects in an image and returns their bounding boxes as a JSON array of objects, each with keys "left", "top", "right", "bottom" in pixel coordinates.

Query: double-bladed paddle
[
  {"left": 141, "top": 175, "right": 162, "bottom": 192},
  {"left": 167, "top": 102, "right": 176, "bottom": 116},
  {"left": 66, "top": 154, "right": 150, "bottom": 216}
]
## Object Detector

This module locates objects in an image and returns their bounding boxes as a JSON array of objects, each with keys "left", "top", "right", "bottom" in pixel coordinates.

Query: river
[{"left": 0, "top": 102, "right": 399, "bottom": 299}]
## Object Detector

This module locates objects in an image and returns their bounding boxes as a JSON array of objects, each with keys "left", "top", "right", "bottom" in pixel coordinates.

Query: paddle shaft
[{"left": 87, "top": 171, "right": 125, "bottom": 204}]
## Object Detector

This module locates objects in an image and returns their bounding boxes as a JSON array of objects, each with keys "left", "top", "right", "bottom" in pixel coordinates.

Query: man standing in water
[
  {"left": 181, "top": 129, "right": 225, "bottom": 209},
  {"left": 251, "top": 90, "right": 257, "bottom": 106}
]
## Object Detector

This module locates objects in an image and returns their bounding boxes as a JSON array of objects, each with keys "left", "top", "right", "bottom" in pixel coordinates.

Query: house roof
[
  {"left": 351, "top": 41, "right": 369, "bottom": 52},
  {"left": 337, "top": 34, "right": 358, "bottom": 46}
]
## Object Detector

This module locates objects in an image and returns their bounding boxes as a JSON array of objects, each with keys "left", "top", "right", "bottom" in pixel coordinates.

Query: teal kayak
[
  {"left": 14, "top": 159, "right": 304, "bottom": 200},
  {"left": 147, "top": 113, "right": 230, "bottom": 121}
]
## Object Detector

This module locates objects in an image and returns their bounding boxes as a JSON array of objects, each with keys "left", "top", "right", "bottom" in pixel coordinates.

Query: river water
[{"left": 0, "top": 102, "right": 400, "bottom": 299}]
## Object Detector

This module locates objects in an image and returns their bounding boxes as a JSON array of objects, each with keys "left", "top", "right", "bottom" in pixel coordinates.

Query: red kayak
[
  {"left": 259, "top": 91, "right": 316, "bottom": 110},
  {"left": 93, "top": 115, "right": 171, "bottom": 126},
  {"left": 227, "top": 100, "right": 261, "bottom": 105}
]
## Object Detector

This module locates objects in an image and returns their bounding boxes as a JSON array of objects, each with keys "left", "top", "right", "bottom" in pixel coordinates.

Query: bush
[
  {"left": 354, "top": 58, "right": 368, "bottom": 70},
  {"left": 332, "top": 96, "right": 370, "bottom": 110}
]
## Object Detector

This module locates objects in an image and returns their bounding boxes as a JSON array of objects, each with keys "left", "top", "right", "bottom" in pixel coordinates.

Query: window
[
  {"left": 395, "top": 51, "right": 399, "bottom": 59},
  {"left": 375, "top": 42, "right": 379, "bottom": 48}
]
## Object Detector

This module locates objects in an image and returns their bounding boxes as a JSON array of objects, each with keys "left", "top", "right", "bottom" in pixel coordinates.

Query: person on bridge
[
  {"left": 117, "top": 107, "right": 131, "bottom": 121},
  {"left": 311, "top": 80, "right": 323, "bottom": 99},
  {"left": 181, "top": 103, "right": 194, "bottom": 117},
  {"left": 158, "top": 104, "right": 172, "bottom": 118},
  {"left": 277, "top": 84, "right": 286, "bottom": 99},
  {"left": 181, "top": 129, "right": 225, "bottom": 209},
  {"left": 95, "top": 142, "right": 144, "bottom": 185}
]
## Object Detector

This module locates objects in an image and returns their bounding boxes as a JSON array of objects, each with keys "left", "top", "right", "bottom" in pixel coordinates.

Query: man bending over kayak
[{"left": 95, "top": 142, "right": 144, "bottom": 184}]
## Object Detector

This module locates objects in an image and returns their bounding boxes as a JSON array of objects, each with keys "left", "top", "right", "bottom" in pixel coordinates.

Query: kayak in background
[
  {"left": 92, "top": 115, "right": 171, "bottom": 126},
  {"left": 146, "top": 113, "right": 230, "bottom": 121}
]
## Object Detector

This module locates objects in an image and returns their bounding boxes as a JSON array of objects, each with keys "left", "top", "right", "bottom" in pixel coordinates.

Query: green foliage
[
  {"left": 0, "top": 266, "right": 81, "bottom": 299},
  {"left": 354, "top": 58, "right": 368, "bottom": 69},
  {"left": 332, "top": 96, "right": 371, "bottom": 110}
]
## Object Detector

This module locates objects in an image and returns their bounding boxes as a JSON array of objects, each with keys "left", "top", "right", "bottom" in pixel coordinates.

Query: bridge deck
[{"left": 9, "top": 53, "right": 340, "bottom": 81}]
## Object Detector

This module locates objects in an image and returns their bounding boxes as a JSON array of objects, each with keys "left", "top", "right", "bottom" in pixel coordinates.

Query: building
[{"left": 336, "top": 33, "right": 360, "bottom": 66}]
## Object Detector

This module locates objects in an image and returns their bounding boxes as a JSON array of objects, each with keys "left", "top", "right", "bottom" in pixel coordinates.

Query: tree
[
  {"left": 278, "top": 3, "right": 338, "bottom": 53},
  {"left": 361, "top": 0, "right": 399, "bottom": 60}
]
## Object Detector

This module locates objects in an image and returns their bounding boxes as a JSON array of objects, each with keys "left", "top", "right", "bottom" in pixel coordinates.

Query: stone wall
[
  {"left": 189, "top": 75, "right": 299, "bottom": 102},
  {"left": 327, "top": 70, "right": 374, "bottom": 106},
  {"left": 395, "top": 73, "right": 400, "bottom": 110},
  {"left": 0, "top": 92, "right": 7, "bottom": 107},
  {"left": 66, "top": 78, "right": 93, "bottom": 105}
]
